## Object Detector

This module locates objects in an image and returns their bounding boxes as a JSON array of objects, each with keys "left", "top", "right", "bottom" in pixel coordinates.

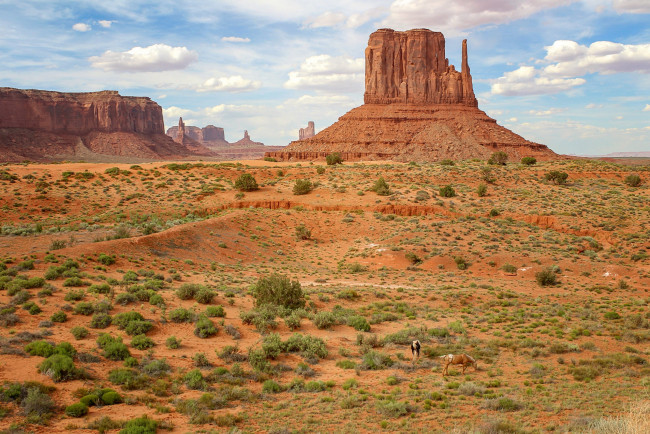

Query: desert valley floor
[{"left": 0, "top": 158, "right": 648, "bottom": 433}]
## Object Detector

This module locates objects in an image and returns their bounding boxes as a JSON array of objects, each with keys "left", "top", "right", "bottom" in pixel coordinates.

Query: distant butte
[
  {"left": 267, "top": 28, "right": 557, "bottom": 162},
  {"left": 0, "top": 88, "right": 210, "bottom": 162}
]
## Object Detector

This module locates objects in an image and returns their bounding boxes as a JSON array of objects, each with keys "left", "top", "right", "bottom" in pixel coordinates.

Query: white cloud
[
  {"left": 492, "top": 39, "right": 650, "bottom": 96},
  {"left": 98, "top": 20, "right": 113, "bottom": 28},
  {"left": 643, "top": 104, "right": 650, "bottom": 112},
  {"left": 89, "top": 44, "right": 198, "bottom": 72},
  {"left": 382, "top": 0, "right": 574, "bottom": 33},
  {"left": 304, "top": 11, "right": 347, "bottom": 28},
  {"left": 543, "top": 40, "right": 650, "bottom": 77},
  {"left": 585, "top": 103, "right": 603, "bottom": 109},
  {"left": 197, "top": 75, "right": 261, "bottom": 93},
  {"left": 613, "top": 0, "right": 650, "bottom": 14},
  {"left": 491, "top": 65, "right": 585, "bottom": 95},
  {"left": 528, "top": 108, "right": 566, "bottom": 116},
  {"left": 72, "top": 23, "right": 91, "bottom": 32},
  {"left": 284, "top": 54, "right": 364, "bottom": 92},
  {"left": 221, "top": 36, "right": 251, "bottom": 43}
]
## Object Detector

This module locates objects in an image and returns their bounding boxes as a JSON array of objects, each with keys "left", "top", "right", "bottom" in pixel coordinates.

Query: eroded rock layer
[
  {"left": 266, "top": 104, "right": 556, "bottom": 162},
  {"left": 0, "top": 88, "right": 202, "bottom": 162}
]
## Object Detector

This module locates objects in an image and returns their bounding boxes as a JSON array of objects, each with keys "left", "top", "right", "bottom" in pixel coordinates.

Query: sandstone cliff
[
  {"left": 299, "top": 121, "right": 315, "bottom": 140},
  {"left": 269, "top": 28, "right": 557, "bottom": 162},
  {"left": 0, "top": 88, "right": 204, "bottom": 162}
]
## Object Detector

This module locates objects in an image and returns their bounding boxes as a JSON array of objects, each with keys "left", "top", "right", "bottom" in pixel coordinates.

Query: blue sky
[{"left": 1, "top": 0, "right": 648, "bottom": 155}]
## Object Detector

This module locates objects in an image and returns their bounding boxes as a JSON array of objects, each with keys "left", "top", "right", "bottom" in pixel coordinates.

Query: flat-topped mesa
[
  {"left": 0, "top": 87, "right": 165, "bottom": 135},
  {"left": 299, "top": 121, "right": 315, "bottom": 140},
  {"left": 364, "top": 29, "right": 477, "bottom": 107}
]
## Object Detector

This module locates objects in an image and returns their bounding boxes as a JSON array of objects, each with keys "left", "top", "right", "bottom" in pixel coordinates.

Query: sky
[{"left": 1, "top": 0, "right": 649, "bottom": 155}]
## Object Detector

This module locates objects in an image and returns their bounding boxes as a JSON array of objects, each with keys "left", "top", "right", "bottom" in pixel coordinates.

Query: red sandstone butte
[
  {"left": 267, "top": 28, "right": 557, "bottom": 162},
  {"left": 0, "top": 88, "right": 205, "bottom": 162}
]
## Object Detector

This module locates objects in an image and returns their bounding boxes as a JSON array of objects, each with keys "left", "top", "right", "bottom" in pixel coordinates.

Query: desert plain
[{"left": 0, "top": 157, "right": 648, "bottom": 433}]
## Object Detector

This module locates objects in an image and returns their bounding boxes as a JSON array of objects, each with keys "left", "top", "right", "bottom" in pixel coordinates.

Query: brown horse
[{"left": 439, "top": 353, "right": 477, "bottom": 376}]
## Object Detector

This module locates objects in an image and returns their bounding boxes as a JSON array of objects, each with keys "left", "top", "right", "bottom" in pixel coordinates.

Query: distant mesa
[
  {"left": 267, "top": 28, "right": 557, "bottom": 162},
  {"left": 299, "top": 121, "right": 315, "bottom": 140},
  {"left": 0, "top": 87, "right": 210, "bottom": 162},
  {"left": 166, "top": 118, "right": 281, "bottom": 159}
]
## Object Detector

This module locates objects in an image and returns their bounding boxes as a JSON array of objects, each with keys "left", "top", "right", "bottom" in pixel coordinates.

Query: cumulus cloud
[
  {"left": 284, "top": 54, "right": 364, "bottom": 92},
  {"left": 221, "top": 36, "right": 251, "bottom": 43},
  {"left": 613, "top": 0, "right": 650, "bottom": 14},
  {"left": 643, "top": 104, "right": 650, "bottom": 112},
  {"left": 543, "top": 40, "right": 650, "bottom": 76},
  {"left": 197, "top": 75, "right": 261, "bottom": 93},
  {"left": 98, "top": 20, "right": 112, "bottom": 28},
  {"left": 528, "top": 108, "right": 566, "bottom": 116},
  {"left": 89, "top": 44, "right": 198, "bottom": 72},
  {"left": 491, "top": 65, "right": 585, "bottom": 95},
  {"left": 382, "top": 0, "right": 574, "bottom": 33},
  {"left": 72, "top": 23, "right": 91, "bottom": 32},
  {"left": 492, "top": 39, "right": 650, "bottom": 95}
]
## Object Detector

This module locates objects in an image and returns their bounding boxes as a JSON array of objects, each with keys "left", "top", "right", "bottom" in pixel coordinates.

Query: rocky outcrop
[
  {"left": 167, "top": 123, "right": 227, "bottom": 146},
  {"left": 299, "top": 121, "right": 315, "bottom": 140},
  {"left": 364, "top": 29, "right": 477, "bottom": 106},
  {"left": 269, "top": 28, "right": 557, "bottom": 162},
  {"left": 0, "top": 87, "right": 205, "bottom": 162}
]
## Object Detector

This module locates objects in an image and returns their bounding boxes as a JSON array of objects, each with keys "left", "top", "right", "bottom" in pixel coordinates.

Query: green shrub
[
  {"left": 169, "top": 307, "right": 195, "bottom": 323},
  {"left": 63, "top": 277, "right": 85, "bottom": 288},
  {"left": 488, "top": 151, "right": 508, "bottom": 165},
  {"left": 54, "top": 342, "right": 76, "bottom": 358},
  {"left": 439, "top": 185, "right": 456, "bottom": 197},
  {"left": 205, "top": 305, "right": 226, "bottom": 318},
  {"left": 604, "top": 311, "right": 621, "bottom": 320},
  {"left": 149, "top": 293, "right": 164, "bottom": 307},
  {"left": 326, "top": 153, "right": 343, "bottom": 165},
  {"left": 101, "top": 391, "right": 123, "bottom": 405},
  {"left": 119, "top": 415, "right": 158, "bottom": 434},
  {"left": 440, "top": 159, "right": 455, "bottom": 166},
  {"left": 454, "top": 256, "right": 468, "bottom": 270},
  {"left": 74, "top": 301, "right": 94, "bottom": 315},
  {"left": 535, "top": 267, "right": 557, "bottom": 286},
  {"left": 376, "top": 400, "right": 414, "bottom": 417},
  {"left": 234, "top": 173, "right": 259, "bottom": 191},
  {"left": 194, "top": 317, "right": 218, "bottom": 338},
  {"left": 25, "top": 340, "right": 55, "bottom": 357},
  {"left": 184, "top": 369, "right": 207, "bottom": 390},
  {"left": 262, "top": 380, "right": 283, "bottom": 393},
  {"left": 80, "top": 394, "right": 101, "bottom": 407},
  {"left": 337, "top": 360, "right": 356, "bottom": 370},
  {"left": 166, "top": 336, "right": 181, "bottom": 349},
  {"left": 285, "top": 313, "right": 301, "bottom": 330},
  {"left": 98, "top": 335, "right": 131, "bottom": 361},
  {"left": 176, "top": 283, "right": 200, "bottom": 300},
  {"left": 113, "top": 311, "right": 145, "bottom": 328},
  {"left": 372, "top": 177, "right": 391, "bottom": 196},
  {"left": 65, "top": 402, "right": 88, "bottom": 417},
  {"left": 313, "top": 311, "right": 336, "bottom": 329},
  {"left": 50, "top": 311, "right": 67, "bottom": 323},
  {"left": 248, "top": 348, "right": 271, "bottom": 373},
  {"left": 348, "top": 316, "right": 370, "bottom": 332},
  {"left": 252, "top": 274, "right": 305, "bottom": 309},
  {"left": 624, "top": 174, "right": 642, "bottom": 187},
  {"left": 545, "top": 171, "right": 569, "bottom": 185},
  {"left": 98, "top": 254, "right": 116, "bottom": 265},
  {"left": 71, "top": 326, "right": 89, "bottom": 340},
  {"left": 195, "top": 287, "right": 215, "bottom": 304},
  {"left": 295, "top": 224, "right": 312, "bottom": 240},
  {"left": 37, "top": 354, "right": 81, "bottom": 382},
  {"left": 293, "top": 179, "right": 313, "bottom": 195},
  {"left": 501, "top": 264, "right": 517, "bottom": 274},
  {"left": 521, "top": 156, "right": 537, "bottom": 165},
  {"left": 115, "top": 293, "right": 136, "bottom": 305},
  {"left": 361, "top": 351, "right": 394, "bottom": 370},
  {"left": 131, "top": 334, "right": 155, "bottom": 350},
  {"left": 284, "top": 333, "right": 328, "bottom": 360},
  {"left": 88, "top": 283, "right": 111, "bottom": 294},
  {"left": 64, "top": 288, "right": 85, "bottom": 300},
  {"left": 262, "top": 333, "right": 283, "bottom": 359},
  {"left": 90, "top": 313, "right": 112, "bottom": 329},
  {"left": 125, "top": 320, "right": 153, "bottom": 336},
  {"left": 304, "top": 381, "right": 327, "bottom": 392}
]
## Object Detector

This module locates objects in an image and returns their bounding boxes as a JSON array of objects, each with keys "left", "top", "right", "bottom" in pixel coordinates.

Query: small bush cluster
[{"left": 252, "top": 274, "right": 305, "bottom": 309}]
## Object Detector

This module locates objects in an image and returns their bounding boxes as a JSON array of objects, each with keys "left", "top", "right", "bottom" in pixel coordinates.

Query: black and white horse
[{"left": 410, "top": 340, "right": 421, "bottom": 364}]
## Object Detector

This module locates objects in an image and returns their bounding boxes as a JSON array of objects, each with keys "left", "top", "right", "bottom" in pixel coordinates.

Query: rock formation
[
  {"left": 299, "top": 121, "right": 315, "bottom": 140},
  {"left": 166, "top": 121, "right": 282, "bottom": 159},
  {"left": 0, "top": 87, "right": 208, "bottom": 162},
  {"left": 267, "top": 28, "right": 557, "bottom": 162}
]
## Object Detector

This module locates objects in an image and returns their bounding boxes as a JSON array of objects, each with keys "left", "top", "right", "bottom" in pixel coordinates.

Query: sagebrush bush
[
  {"left": 71, "top": 326, "right": 88, "bottom": 340},
  {"left": 50, "top": 311, "right": 67, "bottom": 323},
  {"left": 624, "top": 174, "right": 642, "bottom": 187},
  {"left": 372, "top": 177, "right": 391, "bottom": 196},
  {"left": 131, "top": 334, "right": 155, "bottom": 350},
  {"left": 38, "top": 354, "right": 81, "bottom": 382},
  {"left": 439, "top": 185, "right": 456, "bottom": 197},
  {"left": 295, "top": 224, "right": 312, "bottom": 240},
  {"left": 205, "top": 305, "right": 226, "bottom": 318},
  {"left": 535, "top": 267, "right": 558, "bottom": 286},
  {"left": 477, "top": 183, "right": 487, "bottom": 197},
  {"left": 326, "top": 153, "right": 343, "bottom": 165},
  {"left": 65, "top": 402, "right": 88, "bottom": 417},
  {"left": 166, "top": 336, "right": 181, "bottom": 349},
  {"left": 545, "top": 170, "right": 569, "bottom": 185},
  {"left": 488, "top": 151, "right": 508, "bottom": 165},
  {"left": 120, "top": 415, "right": 158, "bottom": 434},
  {"left": 348, "top": 316, "right": 371, "bottom": 332},
  {"left": 194, "top": 316, "right": 218, "bottom": 338},
  {"left": 234, "top": 173, "right": 259, "bottom": 191},
  {"left": 169, "top": 307, "right": 195, "bottom": 323},
  {"left": 521, "top": 156, "right": 537, "bottom": 165},
  {"left": 293, "top": 179, "right": 313, "bottom": 195},
  {"left": 252, "top": 274, "right": 305, "bottom": 309}
]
